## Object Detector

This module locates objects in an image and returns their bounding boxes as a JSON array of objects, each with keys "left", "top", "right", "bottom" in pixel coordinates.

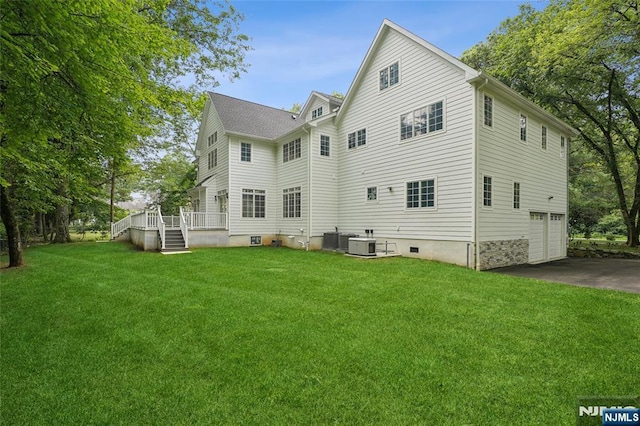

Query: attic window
[
  {"left": 312, "top": 106, "right": 323, "bottom": 119},
  {"left": 379, "top": 61, "right": 399, "bottom": 91},
  {"left": 208, "top": 131, "right": 217, "bottom": 147}
]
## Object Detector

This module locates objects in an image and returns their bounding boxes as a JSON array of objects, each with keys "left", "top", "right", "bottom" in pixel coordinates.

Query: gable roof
[
  {"left": 337, "top": 19, "right": 478, "bottom": 123},
  {"left": 299, "top": 91, "right": 344, "bottom": 120},
  {"left": 208, "top": 92, "right": 300, "bottom": 140}
]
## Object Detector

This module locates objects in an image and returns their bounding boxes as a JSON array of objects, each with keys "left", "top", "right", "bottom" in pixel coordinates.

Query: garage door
[
  {"left": 529, "top": 212, "right": 546, "bottom": 263},
  {"left": 548, "top": 214, "right": 565, "bottom": 259}
]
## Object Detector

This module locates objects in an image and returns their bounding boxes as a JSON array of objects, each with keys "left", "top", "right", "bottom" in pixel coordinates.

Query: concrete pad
[{"left": 491, "top": 257, "right": 640, "bottom": 294}]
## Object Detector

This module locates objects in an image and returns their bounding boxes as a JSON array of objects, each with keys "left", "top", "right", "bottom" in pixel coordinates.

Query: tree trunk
[
  {"left": 110, "top": 169, "right": 116, "bottom": 225},
  {"left": 53, "top": 183, "right": 71, "bottom": 243},
  {"left": 0, "top": 185, "right": 24, "bottom": 267}
]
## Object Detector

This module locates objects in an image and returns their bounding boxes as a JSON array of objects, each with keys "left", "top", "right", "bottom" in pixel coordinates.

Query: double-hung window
[
  {"left": 283, "top": 138, "right": 301, "bottom": 163},
  {"left": 283, "top": 187, "right": 301, "bottom": 218},
  {"left": 240, "top": 142, "right": 251, "bottom": 162},
  {"left": 208, "top": 149, "right": 217, "bottom": 170},
  {"left": 320, "top": 135, "right": 330, "bottom": 157},
  {"left": 406, "top": 179, "right": 435, "bottom": 209},
  {"left": 348, "top": 128, "right": 366, "bottom": 150},
  {"left": 208, "top": 131, "right": 217, "bottom": 147},
  {"left": 379, "top": 61, "right": 399, "bottom": 90},
  {"left": 513, "top": 182, "right": 521, "bottom": 209},
  {"left": 400, "top": 100, "right": 444, "bottom": 141},
  {"left": 520, "top": 115, "right": 527, "bottom": 142},
  {"left": 483, "top": 176, "right": 492, "bottom": 207},
  {"left": 242, "top": 189, "right": 265, "bottom": 218},
  {"left": 541, "top": 126, "right": 547, "bottom": 150},
  {"left": 483, "top": 95, "right": 493, "bottom": 127}
]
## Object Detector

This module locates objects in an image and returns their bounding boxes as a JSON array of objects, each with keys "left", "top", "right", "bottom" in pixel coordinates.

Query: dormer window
[
  {"left": 312, "top": 106, "right": 323, "bottom": 119},
  {"left": 379, "top": 61, "right": 399, "bottom": 90}
]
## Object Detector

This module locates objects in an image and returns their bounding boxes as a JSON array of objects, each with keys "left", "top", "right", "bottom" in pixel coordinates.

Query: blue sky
[{"left": 212, "top": 1, "right": 546, "bottom": 110}]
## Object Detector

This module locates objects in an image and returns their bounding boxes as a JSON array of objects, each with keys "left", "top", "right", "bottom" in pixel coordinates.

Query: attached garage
[
  {"left": 548, "top": 214, "right": 565, "bottom": 260},
  {"left": 529, "top": 212, "right": 566, "bottom": 263},
  {"left": 529, "top": 212, "right": 546, "bottom": 263}
]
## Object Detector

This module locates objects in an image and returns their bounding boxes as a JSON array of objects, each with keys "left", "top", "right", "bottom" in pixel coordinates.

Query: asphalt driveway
[{"left": 492, "top": 257, "right": 640, "bottom": 294}]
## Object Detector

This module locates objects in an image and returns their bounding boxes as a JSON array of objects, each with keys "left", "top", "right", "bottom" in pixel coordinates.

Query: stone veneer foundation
[{"left": 478, "top": 239, "right": 529, "bottom": 270}]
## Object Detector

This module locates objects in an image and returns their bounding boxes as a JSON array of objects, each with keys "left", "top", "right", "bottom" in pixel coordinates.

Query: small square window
[
  {"left": 379, "top": 61, "right": 399, "bottom": 91},
  {"left": 367, "top": 186, "right": 377, "bottom": 202}
]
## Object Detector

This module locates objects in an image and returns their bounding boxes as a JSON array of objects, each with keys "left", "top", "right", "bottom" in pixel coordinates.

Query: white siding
[
  {"left": 193, "top": 99, "right": 230, "bottom": 214},
  {"left": 305, "top": 97, "right": 329, "bottom": 122},
  {"left": 336, "top": 28, "right": 475, "bottom": 241},
  {"left": 275, "top": 131, "right": 308, "bottom": 236},
  {"left": 228, "top": 137, "right": 277, "bottom": 235},
  {"left": 309, "top": 121, "right": 339, "bottom": 236},
  {"left": 476, "top": 90, "right": 568, "bottom": 243},
  {"left": 197, "top": 100, "right": 225, "bottom": 184}
]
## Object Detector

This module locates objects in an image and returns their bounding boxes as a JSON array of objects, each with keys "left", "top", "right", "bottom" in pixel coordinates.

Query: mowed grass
[{"left": 1, "top": 244, "right": 638, "bottom": 425}]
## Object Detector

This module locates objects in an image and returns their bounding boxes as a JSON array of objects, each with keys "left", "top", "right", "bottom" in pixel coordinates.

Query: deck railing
[
  {"left": 157, "top": 206, "right": 166, "bottom": 250},
  {"left": 130, "top": 210, "right": 159, "bottom": 229},
  {"left": 183, "top": 211, "right": 227, "bottom": 229},
  {"left": 179, "top": 207, "right": 189, "bottom": 249},
  {"left": 110, "top": 208, "right": 225, "bottom": 242}
]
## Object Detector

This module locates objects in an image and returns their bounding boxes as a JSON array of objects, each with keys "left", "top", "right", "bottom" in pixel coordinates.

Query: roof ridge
[{"left": 208, "top": 92, "right": 294, "bottom": 115}]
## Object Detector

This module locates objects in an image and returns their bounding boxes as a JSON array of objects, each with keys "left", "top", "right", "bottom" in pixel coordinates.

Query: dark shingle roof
[
  {"left": 316, "top": 92, "right": 344, "bottom": 107},
  {"left": 208, "top": 92, "right": 301, "bottom": 140}
]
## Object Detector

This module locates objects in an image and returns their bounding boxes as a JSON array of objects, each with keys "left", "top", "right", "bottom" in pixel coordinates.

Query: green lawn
[{"left": 1, "top": 243, "right": 638, "bottom": 425}]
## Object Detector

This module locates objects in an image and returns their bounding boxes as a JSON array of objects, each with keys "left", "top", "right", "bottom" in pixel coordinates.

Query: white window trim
[
  {"left": 541, "top": 125, "right": 548, "bottom": 152},
  {"left": 282, "top": 186, "right": 302, "bottom": 219},
  {"left": 241, "top": 188, "right": 266, "bottom": 220},
  {"left": 482, "top": 174, "right": 493, "bottom": 210},
  {"left": 366, "top": 185, "right": 378, "bottom": 203},
  {"left": 403, "top": 177, "right": 438, "bottom": 211},
  {"left": 398, "top": 98, "right": 447, "bottom": 144},
  {"left": 239, "top": 142, "right": 252, "bottom": 163},
  {"left": 319, "top": 134, "right": 330, "bottom": 158},
  {"left": 378, "top": 59, "right": 401, "bottom": 92},
  {"left": 482, "top": 93, "right": 494, "bottom": 130},
  {"left": 283, "top": 138, "right": 302, "bottom": 164},
  {"left": 512, "top": 181, "right": 521, "bottom": 211},
  {"left": 347, "top": 127, "right": 368, "bottom": 151},
  {"left": 560, "top": 135, "right": 566, "bottom": 159},
  {"left": 519, "top": 113, "right": 528, "bottom": 143}
]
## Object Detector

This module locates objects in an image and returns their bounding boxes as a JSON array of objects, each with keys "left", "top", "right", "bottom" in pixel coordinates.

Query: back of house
[{"left": 118, "top": 19, "right": 574, "bottom": 270}]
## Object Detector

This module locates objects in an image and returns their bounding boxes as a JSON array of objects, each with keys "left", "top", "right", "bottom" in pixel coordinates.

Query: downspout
[
  {"left": 303, "top": 125, "right": 311, "bottom": 251},
  {"left": 473, "top": 77, "right": 489, "bottom": 270}
]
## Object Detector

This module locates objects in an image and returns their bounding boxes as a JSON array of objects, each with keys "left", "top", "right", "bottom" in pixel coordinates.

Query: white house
[{"left": 114, "top": 19, "right": 575, "bottom": 270}]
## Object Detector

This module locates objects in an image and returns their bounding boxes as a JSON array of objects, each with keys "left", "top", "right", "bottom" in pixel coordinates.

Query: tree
[
  {"left": 1, "top": 0, "right": 250, "bottom": 266},
  {"left": 140, "top": 151, "right": 196, "bottom": 215},
  {"left": 461, "top": 0, "right": 640, "bottom": 246}
]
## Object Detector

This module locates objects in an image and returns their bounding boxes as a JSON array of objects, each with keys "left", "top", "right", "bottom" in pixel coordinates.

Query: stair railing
[
  {"left": 110, "top": 215, "right": 132, "bottom": 239},
  {"left": 157, "top": 206, "right": 166, "bottom": 250},
  {"left": 179, "top": 206, "right": 189, "bottom": 249}
]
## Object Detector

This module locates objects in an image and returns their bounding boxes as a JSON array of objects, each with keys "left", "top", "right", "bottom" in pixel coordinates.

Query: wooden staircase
[{"left": 162, "top": 229, "right": 187, "bottom": 252}]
